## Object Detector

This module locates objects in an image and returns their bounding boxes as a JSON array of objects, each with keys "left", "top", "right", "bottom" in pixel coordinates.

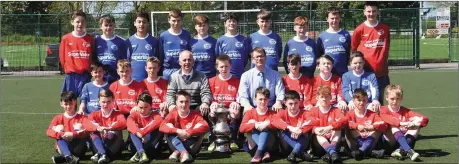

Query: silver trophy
[{"left": 210, "top": 101, "right": 232, "bottom": 152}]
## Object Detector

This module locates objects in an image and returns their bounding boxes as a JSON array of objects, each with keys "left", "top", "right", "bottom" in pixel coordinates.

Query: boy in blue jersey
[
  {"left": 317, "top": 7, "right": 351, "bottom": 77},
  {"left": 215, "top": 13, "right": 249, "bottom": 78},
  {"left": 189, "top": 14, "right": 217, "bottom": 78},
  {"left": 79, "top": 62, "right": 110, "bottom": 115},
  {"left": 283, "top": 16, "right": 318, "bottom": 78},
  {"left": 342, "top": 51, "right": 380, "bottom": 112},
  {"left": 159, "top": 9, "right": 191, "bottom": 80},
  {"left": 95, "top": 15, "right": 127, "bottom": 84},
  {"left": 247, "top": 9, "right": 283, "bottom": 71},
  {"left": 126, "top": 11, "right": 159, "bottom": 82}
]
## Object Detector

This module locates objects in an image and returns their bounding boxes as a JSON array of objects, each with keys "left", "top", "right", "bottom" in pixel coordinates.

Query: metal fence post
[
  {"left": 416, "top": 8, "right": 420, "bottom": 69},
  {"left": 38, "top": 14, "right": 42, "bottom": 70}
]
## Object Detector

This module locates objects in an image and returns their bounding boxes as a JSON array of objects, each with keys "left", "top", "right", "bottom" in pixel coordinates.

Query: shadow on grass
[
  {"left": 415, "top": 149, "right": 450, "bottom": 158},
  {"left": 418, "top": 134, "right": 458, "bottom": 140},
  {"left": 196, "top": 151, "right": 233, "bottom": 160}
]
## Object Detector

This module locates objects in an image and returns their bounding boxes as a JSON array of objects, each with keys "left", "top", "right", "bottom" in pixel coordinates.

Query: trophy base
[{"left": 214, "top": 144, "right": 231, "bottom": 153}]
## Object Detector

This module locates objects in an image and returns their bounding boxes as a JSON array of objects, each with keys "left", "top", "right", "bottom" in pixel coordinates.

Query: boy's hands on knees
[
  {"left": 62, "top": 132, "right": 74, "bottom": 141},
  {"left": 364, "top": 125, "right": 374, "bottom": 131},
  {"left": 177, "top": 129, "right": 190, "bottom": 140},
  {"left": 136, "top": 132, "right": 143, "bottom": 138}
]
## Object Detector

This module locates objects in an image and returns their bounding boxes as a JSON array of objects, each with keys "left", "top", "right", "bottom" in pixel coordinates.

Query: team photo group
[{"left": 47, "top": 1, "right": 430, "bottom": 164}]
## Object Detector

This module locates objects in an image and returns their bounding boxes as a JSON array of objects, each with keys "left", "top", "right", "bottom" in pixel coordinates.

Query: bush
[{"left": 1, "top": 34, "right": 60, "bottom": 45}]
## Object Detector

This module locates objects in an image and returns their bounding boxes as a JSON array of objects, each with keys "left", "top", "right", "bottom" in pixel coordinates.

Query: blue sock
[
  {"left": 281, "top": 131, "right": 303, "bottom": 154},
  {"left": 394, "top": 131, "right": 411, "bottom": 151},
  {"left": 256, "top": 131, "right": 269, "bottom": 151},
  {"left": 57, "top": 140, "right": 71, "bottom": 157},
  {"left": 325, "top": 144, "right": 336, "bottom": 154},
  {"left": 355, "top": 136, "right": 364, "bottom": 146},
  {"left": 130, "top": 133, "right": 144, "bottom": 152},
  {"left": 169, "top": 135, "right": 187, "bottom": 153},
  {"left": 405, "top": 134, "right": 416, "bottom": 148},
  {"left": 231, "top": 120, "right": 238, "bottom": 141},
  {"left": 90, "top": 134, "right": 106, "bottom": 154},
  {"left": 359, "top": 136, "right": 375, "bottom": 152}
]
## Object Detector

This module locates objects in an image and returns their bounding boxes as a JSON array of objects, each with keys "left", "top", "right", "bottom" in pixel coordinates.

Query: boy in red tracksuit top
[
  {"left": 127, "top": 92, "right": 163, "bottom": 163},
  {"left": 342, "top": 88, "right": 387, "bottom": 160},
  {"left": 159, "top": 90, "right": 209, "bottom": 163},
  {"left": 304, "top": 85, "right": 345, "bottom": 163},
  {"left": 85, "top": 89, "right": 126, "bottom": 163},
  {"left": 143, "top": 57, "right": 168, "bottom": 117},
  {"left": 60, "top": 10, "right": 95, "bottom": 97},
  {"left": 272, "top": 90, "right": 313, "bottom": 163},
  {"left": 109, "top": 59, "right": 146, "bottom": 115},
  {"left": 282, "top": 53, "right": 314, "bottom": 111},
  {"left": 46, "top": 91, "right": 90, "bottom": 164},
  {"left": 380, "top": 84, "right": 429, "bottom": 161},
  {"left": 240, "top": 88, "right": 277, "bottom": 163},
  {"left": 311, "top": 55, "right": 347, "bottom": 112},
  {"left": 351, "top": 2, "right": 391, "bottom": 105}
]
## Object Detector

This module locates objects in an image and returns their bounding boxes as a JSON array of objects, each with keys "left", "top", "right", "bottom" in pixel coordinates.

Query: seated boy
[
  {"left": 239, "top": 87, "right": 277, "bottom": 163},
  {"left": 342, "top": 88, "right": 386, "bottom": 160},
  {"left": 79, "top": 62, "right": 109, "bottom": 115},
  {"left": 159, "top": 90, "right": 209, "bottom": 163},
  {"left": 380, "top": 84, "right": 429, "bottom": 161},
  {"left": 304, "top": 85, "right": 345, "bottom": 163},
  {"left": 46, "top": 91, "right": 90, "bottom": 164},
  {"left": 272, "top": 90, "right": 313, "bottom": 162},
  {"left": 85, "top": 89, "right": 126, "bottom": 163},
  {"left": 127, "top": 92, "right": 164, "bottom": 163}
]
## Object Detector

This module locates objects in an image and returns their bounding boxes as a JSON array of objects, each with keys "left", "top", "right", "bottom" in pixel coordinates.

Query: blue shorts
[
  {"left": 377, "top": 75, "right": 390, "bottom": 105},
  {"left": 62, "top": 72, "right": 91, "bottom": 97}
]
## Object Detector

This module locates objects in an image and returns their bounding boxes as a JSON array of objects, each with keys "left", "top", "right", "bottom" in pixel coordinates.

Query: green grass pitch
[{"left": 0, "top": 69, "right": 457, "bottom": 163}]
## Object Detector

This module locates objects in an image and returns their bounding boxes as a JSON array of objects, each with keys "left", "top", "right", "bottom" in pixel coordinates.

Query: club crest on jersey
[
  {"left": 235, "top": 42, "right": 243, "bottom": 47},
  {"left": 339, "top": 36, "right": 346, "bottom": 42},
  {"left": 68, "top": 42, "right": 73, "bottom": 46},
  {"left": 83, "top": 42, "right": 91, "bottom": 48},
  {"left": 155, "top": 88, "right": 163, "bottom": 94},
  {"left": 180, "top": 40, "right": 187, "bottom": 45},
  {"left": 203, "top": 43, "right": 212, "bottom": 49},
  {"left": 186, "top": 123, "right": 192, "bottom": 129},
  {"left": 111, "top": 45, "right": 118, "bottom": 51},
  {"left": 145, "top": 44, "right": 152, "bottom": 50},
  {"left": 305, "top": 46, "right": 313, "bottom": 52},
  {"left": 377, "top": 29, "right": 384, "bottom": 35},
  {"left": 228, "top": 85, "right": 236, "bottom": 91},
  {"left": 128, "top": 89, "right": 135, "bottom": 96},
  {"left": 269, "top": 39, "right": 276, "bottom": 45}
]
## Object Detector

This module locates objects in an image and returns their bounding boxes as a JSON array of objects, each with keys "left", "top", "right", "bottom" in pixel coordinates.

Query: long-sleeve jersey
[
  {"left": 215, "top": 34, "right": 249, "bottom": 78},
  {"left": 143, "top": 78, "right": 168, "bottom": 109},
  {"left": 272, "top": 109, "right": 311, "bottom": 133},
  {"left": 80, "top": 81, "right": 110, "bottom": 114},
  {"left": 59, "top": 32, "right": 95, "bottom": 74},
  {"left": 239, "top": 108, "right": 276, "bottom": 133},
  {"left": 341, "top": 109, "right": 387, "bottom": 132},
  {"left": 317, "top": 29, "right": 351, "bottom": 76},
  {"left": 283, "top": 37, "right": 318, "bottom": 78},
  {"left": 311, "top": 74, "right": 345, "bottom": 106},
  {"left": 127, "top": 110, "right": 163, "bottom": 136},
  {"left": 159, "top": 29, "right": 191, "bottom": 79},
  {"left": 109, "top": 79, "right": 146, "bottom": 114},
  {"left": 86, "top": 109, "right": 127, "bottom": 132},
  {"left": 303, "top": 106, "right": 345, "bottom": 133},
  {"left": 95, "top": 35, "right": 127, "bottom": 79},
  {"left": 159, "top": 109, "right": 209, "bottom": 136},
  {"left": 126, "top": 33, "right": 159, "bottom": 82},
  {"left": 209, "top": 75, "right": 240, "bottom": 107},
  {"left": 247, "top": 30, "right": 283, "bottom": 71},
  {"left": 341, "top": 71, "right": 379, "bottom": 103},
  {"left": 351, "top": 21, "right": 390, "bottom": 77},
  {"left": 46, "top": 113, "right": 90, "bottom": 139},
  {"left": 189, "top": 35, "right": 217, "bottom": 78},
  {"left": 379, "top": 106, "right": 429, "bottom": 128},
  {"left": 282, "top": 74, "right": 313, "bottom": 108}
]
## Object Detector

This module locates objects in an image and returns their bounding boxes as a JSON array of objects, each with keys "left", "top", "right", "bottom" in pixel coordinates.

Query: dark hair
[
  {"left": 364, "top": 1, "right": 379, "bottom": 9},
  {"left": 317, "top": 55, "right": 335, "bottom": 65},
  {"left": 222, "top": 12, "right": 238, "bottom": 22},
  {"left": 251, "top": 47, "right": 266, "bottom": 58},
  {"left": 216, "top": 54, "right": 232, "bottom": 65},
  {"left": 255, "top": 87, "right": 270, "bottom": 98},
  {"left": 327, "top": 7, "right": 342, "bottom": 17},
  {"left": 137, "top": 91, "right": 153, "bottom": 105},
  {"left": 287, "top": 53, "right": 301, "bottom": 65},
  {"left": 169, "top": 9, "right": 183, "bottom": 18},
  {"left": 98, "top": 89, "right": 114, "bottom": 99},
  {"left": 349, "top": 51, "right": 365, "bottom": 64},
  {"left": 176, "top": 90, "right": 191, "bottom": 99},
  {"left": 60, "top": 91, "right": 77, "bottom": 102},
  {"left": 352, "top": 88, "right": 368, "bottom": 100},
  {"left": 284, "top": 90, "right": 300, "bottom": 101},
  {"left": 71, "top": 10, "right": 86, "bottom": 20},
  {"left": 135, "top": 11, "right": 150, "bottom": 22},
  {"left": 99, "top": 14, "right": 115, "bottom": 25},
  {"left": 90, "top": 62, "right": 103, "bottom": 72},
  {"left": 257, "top": 9, "right": 271, "bottom": 20}
]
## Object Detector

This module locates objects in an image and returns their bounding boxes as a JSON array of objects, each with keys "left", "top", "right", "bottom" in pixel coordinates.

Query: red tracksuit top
[
  {"left": 46, "top": 113, "right": 90, "bottom": 139},
  {"left": 282, "top": 74, "right": 313, "bottom": 108},
  {"left": 59, "top": 32, "right": 94, "bottom": 74},
  {"left": 379, "top": 105, "right": 429, "bottom": 128},
  {"left": 127, "top": 110, "right": 163, "bottom": 136},
  {"left": 311, "top": 74, "right": 345, "bottom": 106},
  {"left": 85, "top": 109, "right": 127, "bottom": 132},
  {"left": 159, "top": 109, "right": 209, "bottom": 136},
  {"left": 272, "top": 109, "right": 313, "bottom": 133},
  {"left": 303, "top": 106, "right": 345, "bottom": 134},
  {"left": 341, "top": 109, "right": 387, "bottom": 132},
  {"left": 209, "top": 75, "right": 240, "bottom": 107},
  {"left": 239, "top": 108, "right": 277, "bottom": 133},
  {"left": 351, "top": 21, "right": 390, "bottom": 77},
  {"left": 143, "top": 78, "right": 168, "bottom": 109},
  {"left": 109, "top": 79, "right": 146, "bottom": 114}
]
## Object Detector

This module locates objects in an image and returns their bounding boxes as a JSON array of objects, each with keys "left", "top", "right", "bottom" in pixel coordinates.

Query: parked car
[{"left": 45, "top": 44, "right": 60, "bottom": 67}]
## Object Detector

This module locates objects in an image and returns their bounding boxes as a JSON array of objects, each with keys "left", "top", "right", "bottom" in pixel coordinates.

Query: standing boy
[
  {"left": 79, "top": 62, "right": 110, "bottom": 115},
  {"left": 189, "top": 14, "right": 217, "bottom": 78}
]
